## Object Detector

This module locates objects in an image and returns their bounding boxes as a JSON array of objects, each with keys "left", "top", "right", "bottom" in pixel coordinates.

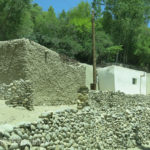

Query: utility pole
[{"left": 91, "top": 9, "right": 96, "bottom": 90}]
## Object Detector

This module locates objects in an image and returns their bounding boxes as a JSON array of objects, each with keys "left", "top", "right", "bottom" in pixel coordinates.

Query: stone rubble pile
[
  {"left": 89, "top": 91, "right": 150, "bottom": 110},
  {"left": 89, "top": 91, "right": 150, "bottom": 149},
  {"left": 77, "top": 86, "right": 89, "bottom": 109},
  {"left": 4, "top": 79, "right": 34, "bottom": 111},
  {"left": 0, "top": 91, "right": 149, "bottom": 149},
  {"left": 0, "top": 108, "right": 100, "bottom": 150}
]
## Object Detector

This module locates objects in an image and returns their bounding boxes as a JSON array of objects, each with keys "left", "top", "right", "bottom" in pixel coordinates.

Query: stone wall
[
  {"left": 0, "top": 108, "right": 98, "bottom": 150},
  {"left": 4, "top": 79, "right": 34, "bottom": 110},
  {"left": 0, "top": 105, "right": 150, "bottom": 149},
  {"left": 0, "top": 39, "right": 86, "bottom": 105}
]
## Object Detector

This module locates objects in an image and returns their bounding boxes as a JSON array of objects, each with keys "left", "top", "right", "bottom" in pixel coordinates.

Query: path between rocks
[{"left": 0, "top": 100, "right": 76, "bottom": 126}]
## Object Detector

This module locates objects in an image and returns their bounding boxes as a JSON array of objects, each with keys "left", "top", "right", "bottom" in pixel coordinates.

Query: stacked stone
[
  {"left": 0, "top": 108, "right": 101, "bottom": 150},
  {"left": 77, "top": 86, "right": 89, "bottom": 109},
  {"left": 0, "top": 106, "right": 150, "bottom": 149},
  {"left": 4, "top": 79, "right": 34, "bottom": 110}
]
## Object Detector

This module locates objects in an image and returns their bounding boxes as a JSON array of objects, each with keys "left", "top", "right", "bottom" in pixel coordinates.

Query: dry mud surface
[{"left": 0, "top": 101, "right": 76, "bottom": 126}]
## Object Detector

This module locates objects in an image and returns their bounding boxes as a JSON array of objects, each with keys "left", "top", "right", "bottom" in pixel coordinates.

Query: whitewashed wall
[
  {"left": 98, "top": 66, "right": 115, "bottom": 91},
  {"left": 114, "top": 66, "right": 146, "bottom": 95},
  {"left": 146, "top": 73, "right": 150, "bottom": 95},
  {"left": 80, "top": 63, "right": 93, "bottom": 90},
  {"left": 98, "top": 66, "right": 149, "bottom": 95}
]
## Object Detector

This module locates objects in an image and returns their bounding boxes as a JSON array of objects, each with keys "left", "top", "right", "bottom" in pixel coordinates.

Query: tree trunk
[
  {"left": 123, "top": 49, "right": 128, "bottom": 64},
  {"left": 116, "top": 52, "right": 119, "bottom": 63}
]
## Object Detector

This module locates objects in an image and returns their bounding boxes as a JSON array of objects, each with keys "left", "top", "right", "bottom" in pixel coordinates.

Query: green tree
[
  {"left": 0, "top": 0, "right": 32, "bottom": 40},
  {"left": 135, "top": 25, "right": 150, "bottom": 69},
  {"left": 95, "top": 31, "right": 114, "bottom": 64},
  {"left": 104, "top": 0, "right": 145, "bottom": 64},
  {"left": 30, "top": 5, "right": 59, "bottom": 48},
  {"left": 105, "top": 45, "right": 123, "bottom": 63},
  {"left": 92, "top": 0, "right": 104, "bottom": 19},
  {"left": 66, "top": 2, "right": 93, "bottom": 61},
  {"left": 67, "top": 2, "right": 92, "bottom": 36},
  {"left": 17, "top": 11, "right": 34, "bottom": 39},
  {"left": 59, "top": 10, "right": 67, "bottom": 21},
  {"left": 144, "top": 0, "right": 150, "bottom": 24}
]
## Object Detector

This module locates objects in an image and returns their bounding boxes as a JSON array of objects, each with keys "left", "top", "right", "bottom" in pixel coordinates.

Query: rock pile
[
  {"left": 77, "top": 86, "right": 89, "bottom": 109},
  {"left": 0, "top": 108, "right": 100, "bottom": 150},
  {"left": 4, "top": 79, "right": 34, "bottom": 110},
  {"left": 89, "top": 91, "right": 150, "bottom": 149},
  {"left": 89, "top": 91, "right": 150, "bottom": 110},
  {"left": 0, "top": 91, "right": 150, "bottom": 149}
]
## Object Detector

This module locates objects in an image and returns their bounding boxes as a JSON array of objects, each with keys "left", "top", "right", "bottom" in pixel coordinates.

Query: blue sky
[{"left": 33, "top": 0, "right": 93, "bottom": 13}]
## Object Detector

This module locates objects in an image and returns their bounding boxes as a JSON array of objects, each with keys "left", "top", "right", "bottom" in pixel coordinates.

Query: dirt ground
[{"left": 0, "top": 100, "right": 76, "bottom": 126}]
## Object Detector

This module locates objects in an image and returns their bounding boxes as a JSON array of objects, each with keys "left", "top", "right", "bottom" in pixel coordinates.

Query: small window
[{"left": 132, "top": 78, "right": 137, "bottom": 85}]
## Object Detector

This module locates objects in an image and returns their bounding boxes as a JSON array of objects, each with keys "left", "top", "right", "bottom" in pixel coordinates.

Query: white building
[{"left": 97, "top": 65, "right": 150, "bottom": 95}]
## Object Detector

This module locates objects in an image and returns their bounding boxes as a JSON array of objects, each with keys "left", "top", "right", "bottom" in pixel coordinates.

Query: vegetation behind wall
[{"left": 0, "top": 0, "right": 150, "bottom": 70}]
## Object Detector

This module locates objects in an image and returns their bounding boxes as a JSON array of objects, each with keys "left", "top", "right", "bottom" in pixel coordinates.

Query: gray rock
[
  {"left": 22, "top": 133, "right": 28, "bottom": 139},
  {"left": 0, "top": 146, "right": 4, "bottom": 150},
  {"left": 31, "top": 125, "right": 36, "bottom": 130},
  {"left": 0, "top": 124, "right": 14, "bottom": 133},
  {"left": 42, "top": 125, "right": 49, "bottom": 130},
  {"left": 10, "top": 133, "right": 22, "bottom": 143},
  {"left": 20, "top": 139, "right": 31, "bottom": 147},
  {"left": 9, "top": 142, "right": 19, "bottom": 149}
]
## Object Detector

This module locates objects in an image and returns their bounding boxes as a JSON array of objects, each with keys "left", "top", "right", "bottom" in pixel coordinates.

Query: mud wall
[
  {"left": 0, "top": 40, "right": 27, "bottom": 84},
  {"left": 0, "top": 39, "right": 85, "bottom": 105}
]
